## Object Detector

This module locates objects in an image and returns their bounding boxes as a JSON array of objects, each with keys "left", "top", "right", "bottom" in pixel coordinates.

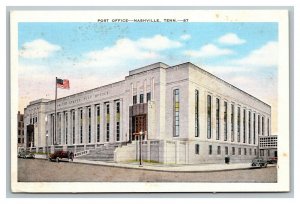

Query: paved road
[{"left": 18, "top": 159, "right": 277, "bottom": 182}]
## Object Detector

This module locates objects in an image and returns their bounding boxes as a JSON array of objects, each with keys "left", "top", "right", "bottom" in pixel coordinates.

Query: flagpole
[{"left": 54, "top": 77, "right": 57, "bottom": 145}]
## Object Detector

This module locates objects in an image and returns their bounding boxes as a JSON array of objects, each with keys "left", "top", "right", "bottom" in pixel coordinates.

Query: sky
[{"left": 18, "top": 22, "right": 278, "bottom": 133}]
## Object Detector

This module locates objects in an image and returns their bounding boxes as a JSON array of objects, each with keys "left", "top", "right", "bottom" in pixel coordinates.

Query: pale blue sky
[{"left": 18, "top": 22, "right": 278, "bottom": 132}]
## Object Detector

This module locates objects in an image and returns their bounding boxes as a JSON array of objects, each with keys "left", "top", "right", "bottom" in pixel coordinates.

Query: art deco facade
[{"left": 23, "top": 62, "right": 271, "bottom": 164}]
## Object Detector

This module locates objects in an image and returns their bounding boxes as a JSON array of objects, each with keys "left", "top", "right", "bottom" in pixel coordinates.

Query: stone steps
[{"left": 76, "top": 145, "right": 118, "bottom": 161}]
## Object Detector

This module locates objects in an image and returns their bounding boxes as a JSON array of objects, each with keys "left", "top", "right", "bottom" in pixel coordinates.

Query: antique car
[
  {"left": 18, "top": 149, "right": 35, "bottom": 159},
  {"left": 251, "top": 158, "right": 268, "bottom": 168},
  {"left": 267, "top": 157, "right": 278, "bottom": 164},
  {"left": 49, "top": 150, "right": 74, "bottom": 162}
]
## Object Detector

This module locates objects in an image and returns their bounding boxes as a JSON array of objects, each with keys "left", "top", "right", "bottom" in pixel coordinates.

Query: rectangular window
[
  {"left": 80, "top": 109, "right": 83, "bottom": 144},
  {"left": 72, "top": 111, "right": 75, "bottom": 144},
  {"left": 267, "top": 118, "right": 270, "bottom": 136},
  {"left": 195, "top": 144, "right": 199, "bottom": 154},
  {"left": 106, "top": 123, "right": 110, "bottom": 142},
  {"left": 267, "top": 149, "right": 270, "bottom": 156},
  {"left": 225, "top": 146, "right": 228, "bottom": 155},
  {"left": 147, "top": 92, "right": 151, "bottom": 102},
  {"left": 18, "top": 138, "right": 21, "bottom": 143},
  {"left": 232, "top": 147, "right": 235, "bottom": 155},
  {"left": 250, "top": 148, "right": 252, "bottom": 155},
  {"left": 238, "top": 148, "right": 241, "bottom": 155},
  {"left": 106, "top": 103, "right": 110, "bottom": 142},
  {"left": 116, "top": 122, "right": 120, "bottom": 141},
  {"left": 217, "top": 146, "right": 221, "bottom": 155},
  {"left": 207, "top": 95, "right": 212, "bottom": 139},
  {"left": 209, "top": 145, "right": 212, "bottom": 155},
  {"left": 174, "top": 89, "right": 180, "bottom": 137},
  {"left": 244, "top": 148, "right": 247, "bottom": 155},
  {"left": 88, "top": 107, "right": 91, "bottom": 143},
  {"left": 262, "top": 116, "right": 265, "bottom": 135},
  {"left": 237, "top": 107, "right": 241, "bottom": 142},
  {"left": 258, "top": 115, "right": 261, "bottom": 135},
  {"left": 253, "top": 113, "right": 256, "bottom": 145},
  {"left": 195, "top": 90, "right": 199, "bottom": 137},
  {"left": 133, "top": 95, "right": 137, "bottom": 104},
  {"left": 254, "top": 149, "right": 257, "bottom": 156},
  {"left": 243, "top": 109, "right": 246, "bottom": 143},
  {"left": 140, "top": 94, "right": 144, "bottom": 104},
  {"left": 96, "top": 106, "right": 100, "bottom": 143},
  {"left": 231, "top": 104, "right": 234, "bottom": 142},
  {"left": 216, "top": 98, "right": 220, "bottom": 140},
  {"left": 224, "top": 101, "right": 228, "bottom": 141},
  {"left": 65, "top": 113, "right": 68, "bottom": 145},
  {"left": 260, "top": 149, "right": 264, "bottom": 156},
  {"left": 248, "top": 111, "right": 251, "bottom": 144}
]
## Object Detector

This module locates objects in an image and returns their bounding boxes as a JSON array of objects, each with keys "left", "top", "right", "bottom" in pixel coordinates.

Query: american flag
[{"left": 56, "top": 78, "right": 70, "bottom": 89}]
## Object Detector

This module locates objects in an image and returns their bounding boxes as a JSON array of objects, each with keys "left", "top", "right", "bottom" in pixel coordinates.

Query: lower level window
[
  {"left": 195, "top": 144, "right": 199, "bottom": 154},
  {"left": 209, "top": 145, "right": 212, "bottom": 155}
]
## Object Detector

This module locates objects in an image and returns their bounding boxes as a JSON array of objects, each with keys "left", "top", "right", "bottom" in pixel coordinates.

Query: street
[{"left": 18, "top": 158, "right": 277, "bottom": 182}]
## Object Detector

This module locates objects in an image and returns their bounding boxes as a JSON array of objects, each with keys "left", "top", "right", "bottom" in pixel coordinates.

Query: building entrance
[
  {"left": 26, "top": 124, "right": 34, "bottom": 148},
  {"left": 132, "top": 115, "right": 147, "bottom": 141}
]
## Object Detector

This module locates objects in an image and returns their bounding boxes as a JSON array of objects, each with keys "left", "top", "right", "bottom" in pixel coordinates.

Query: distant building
[
  {"left": 259, "top": 135, "right": 278, "bottom": 160},
  {"left": 17, "top": 111, "right": 24, "bottom": 147},
  {"left": 23, "top": 62, "right": 271, "bottom": 164}
]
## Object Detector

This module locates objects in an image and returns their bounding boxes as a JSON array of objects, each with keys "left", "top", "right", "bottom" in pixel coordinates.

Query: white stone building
[{"left": 23, "top": 62, "right": 271, "bottom": 164}]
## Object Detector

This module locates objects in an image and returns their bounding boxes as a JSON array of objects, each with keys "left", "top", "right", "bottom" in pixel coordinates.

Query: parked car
[
  {"left": 49, "top": 150, "right": 74, "bottom": 162},
  {"left": 18, "top": 150, "right": 35, "bottom": 159},
  {"left": 251, "top": 158, "right": 268, "bottom": 168},
  {"left": 267, "top": 157, "right": 278, "bottom": 164}
]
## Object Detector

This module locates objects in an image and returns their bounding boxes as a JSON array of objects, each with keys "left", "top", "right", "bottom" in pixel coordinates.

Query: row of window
[
  {"left": 195, "top": 144, "right": 257, "bottom": 156},
  {"left": 18, "top": 138, "right": 24, "bottom": 144},
  {"left": 50, "top": 101, "right": 121, "bottom": 145},
  {"left": 133, "top": 92, "right": 151, "bottom": 105}
]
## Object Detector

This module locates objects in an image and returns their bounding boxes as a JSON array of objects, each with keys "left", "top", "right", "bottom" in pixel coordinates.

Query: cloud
[
  {"left": 180, "top": 34, "right": 191, "bottom": 40},
  {"left": 232, "top": 41, "right": 278, "bottom": 67},
  {"left": 19, "top": 39, "right": 61, "bottom": 59},
  {"left": 77, "top": 35, "right": 181, "bottom": 68},
  {"left": 218, "top": 33, "right": 246, "bottom": 45},
  {"left": 183, "top": 44, "right": 234, "bottom": 58}
]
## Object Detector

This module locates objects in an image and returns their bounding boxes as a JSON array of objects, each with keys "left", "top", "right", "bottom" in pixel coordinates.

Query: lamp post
[{"left": 139, "top": 131, "right": 143, "bottom": 167}]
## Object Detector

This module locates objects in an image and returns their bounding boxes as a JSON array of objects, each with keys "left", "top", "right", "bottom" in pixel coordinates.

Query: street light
[{"left": 139, "top": 131, "right": 143, "bottom": 167}]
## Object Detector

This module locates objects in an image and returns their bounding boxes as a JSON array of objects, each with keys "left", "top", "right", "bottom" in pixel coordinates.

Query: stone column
[
  {"left": 245, "top": 109, "right": 249, "bottom": 144},
  {"left": 60, "top": 112, "right": 65, "bottom": 145},
  {"left": 110, "top": 101, "right": 115, "bottom": 143},
  {"left": 241, "top": 108, "right": 245, "bottom": 144},
  {"left": 233, "top": 104, "right": 238, "bottom": 143},
  {"left": 211, "top": 96, "right": 216, "bottom": 141},
  {"left": 219, "top": 98, "right": 224, "bottom": 142},
  {"left": 82, "top": 107, "right": 87, "bottom": 145},
  {"left": 67, "top": 110, "right": 71, "bottom": 145},
  {"left": 100, "top": 103, "right": 105, "bottom": 143},
  {"left": 75, "top": 109, "right": 79, "bottom": 144}
]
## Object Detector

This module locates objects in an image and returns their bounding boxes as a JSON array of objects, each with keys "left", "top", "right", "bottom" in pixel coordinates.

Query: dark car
[
  {"left": 18, "top": 150, "right": 35, "bottom": 159},
  {"left": 49, "top": 150, "right": 74, "bottom": 162},
  {"left": 251, "top": 158, "right": 268, "bottom": 168},
  {"left": 267, "top": 157, "right": 278, "bottom": 164}
]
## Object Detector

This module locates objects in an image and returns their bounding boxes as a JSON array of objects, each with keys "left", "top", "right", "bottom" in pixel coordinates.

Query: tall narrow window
[
  {"left": 253, "top": 113, "right": 256, "bottom": 145},
  {"left": 140, "top": 94, "right": 144, "bottom": 104},
  {"left": 80, "top": 109, "right": 83, "bottom": 143},
  {"left": 267, "top": 118, "right": 270, "bottom": 136},
  {"left": 217, "top": 146, "right": 221, "bottom": 155},
  {"left": 106, "top": 103, "right": 110, "bottom": 142},
  {"left": 237, "top": 107, "right": 241, "bottom": 142},
  {"left": 195, "top": 90, "right": 199, "bottom": 137},
  {"left": 248, "top": 111, "right": 251, "bottom": 144},
  {"left": 225, "top": 146, "right": 228, "bottom": 155},
  {"left": 133, "top": 95, "right": 137, "bottom": 104},
  {"left": 209, "top": 145, "right": 212, "bottom": 155},
  {"left": 195, "top": 144, "right": 199, "bottom": 154},
  {"left": 231, "top": 104, "right": 234, "bottom": 142},
  {"left": 57, "top": 113, "right": 61, "bottom": 145},
  {"left": 262, "top": 116, "right": 265, "bottom": 136},
  {"left": 232, "top": 147, "right": 235, "bottom": 155},
  {"left": 88, "top": 107, "right": 91, "bottom": 143},
  {"left": 243, "top": 109, "right": 246, "bottom": 143},
  {"left": 216, "top": 98, "right": 220, "bottom": 140},
  {"left": 258, "top": 115, "right": 261, "bottom": 135},
  {"left": 65, "top": 113, "right": 68, "bottom": 145},
  {"left": 207, "top": 95, "right": 212, "bottom": 139},
  {"left": 224, "top": 101, "right": 228, "bottom": 141},
  {"left": 173, "top": 89, "right": 180, "bottom": 137},
  {"left": 52, "top": 114, "right": 55, "bottom": 144},
  {"left": 72, "top": 111, "right": 75, "bottom": 144},
  {"left": 147, "top": 92, "right": 151, "bottom": 102},
  {"left": 116, "top": 102, "right": 120, "bottom": 141},
  {"left": 96, "top": 106, "right": 100, "bottom": 143}
]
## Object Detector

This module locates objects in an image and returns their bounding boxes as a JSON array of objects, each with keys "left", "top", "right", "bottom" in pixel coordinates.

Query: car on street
[
  {"left": 251, "top": 158, "right": 268, "bottom": 168},
  {"left": 18, "top": 150, "right": 35, "bottom": 159},
  {"left": 49, "top": 150, "right": 74, "bottom": 162},
  {"left": 267, "top": 157, "right": 278, "bottom": 164}
]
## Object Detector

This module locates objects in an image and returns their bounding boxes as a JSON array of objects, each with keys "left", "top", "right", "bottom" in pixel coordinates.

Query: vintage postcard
[{"left": 10, "top": 9, "right": 290, "bottom": 193}]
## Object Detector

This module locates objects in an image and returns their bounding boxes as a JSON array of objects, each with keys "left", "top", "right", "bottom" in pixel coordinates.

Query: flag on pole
[{"left": 56, "top": 78, "right": 70, "bottom": 89}]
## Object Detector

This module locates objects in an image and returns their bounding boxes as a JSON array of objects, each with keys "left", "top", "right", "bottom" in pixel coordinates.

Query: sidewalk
[{"left": 71, "top": 158, "right": 276, "bottom": 172}]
